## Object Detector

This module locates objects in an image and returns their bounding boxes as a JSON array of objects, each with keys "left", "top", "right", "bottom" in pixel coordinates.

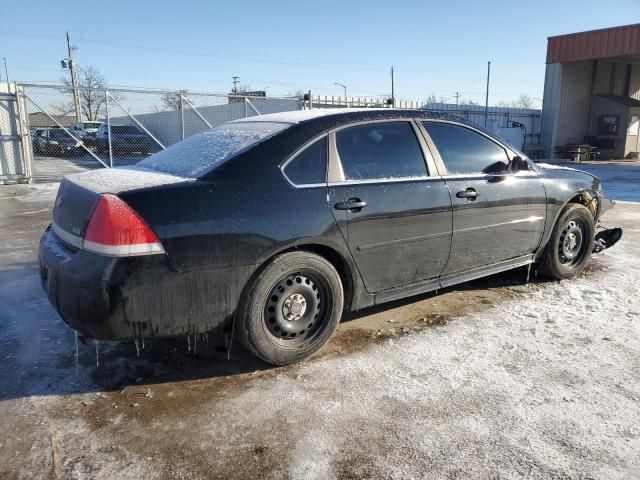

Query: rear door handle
[
  {"left": 334, "top": 198, "right": 368, "bottom": 212},
  {"left": 456, "top": 188, "right": 479, "bottom": 200}
]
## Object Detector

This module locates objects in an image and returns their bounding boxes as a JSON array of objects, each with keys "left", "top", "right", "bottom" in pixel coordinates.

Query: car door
[
  {"left": 419, "top": 121, "right": 546, "bottom": 276},
  {"left": 327, "top": 120, "right": 452, "bottom": 293}
]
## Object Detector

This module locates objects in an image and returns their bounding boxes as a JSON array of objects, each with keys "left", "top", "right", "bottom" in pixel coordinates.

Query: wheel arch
[
  {"left": 536, "top": 189, "right": 598, "bottom": 261},
  {"left": 238, "top": 240, "right": 359, "bottom": 316}
]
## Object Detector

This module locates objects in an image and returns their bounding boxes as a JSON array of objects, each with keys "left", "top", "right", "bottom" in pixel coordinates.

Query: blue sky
[{"left": 1, "top": 0, "right": 638, "bottom": 104}]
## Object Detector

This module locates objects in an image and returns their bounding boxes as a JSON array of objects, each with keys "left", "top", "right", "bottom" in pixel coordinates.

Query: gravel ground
[{"left": 0, "top": 171, "right": 639, "bottom": 479}]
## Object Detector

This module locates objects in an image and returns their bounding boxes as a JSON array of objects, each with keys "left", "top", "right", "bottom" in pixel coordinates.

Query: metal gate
[{"left": 0, "top": 84, "right": 33, "bottom": 184}]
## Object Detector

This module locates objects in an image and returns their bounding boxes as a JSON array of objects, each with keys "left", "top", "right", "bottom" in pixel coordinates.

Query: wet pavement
[{"left": 1, "top": 169, "right": 639, "bottom": 479}]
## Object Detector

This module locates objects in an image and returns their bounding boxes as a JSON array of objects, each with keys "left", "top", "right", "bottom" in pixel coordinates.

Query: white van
[{"left": 69, "top": 121, "right": 103, "bottom": 145}]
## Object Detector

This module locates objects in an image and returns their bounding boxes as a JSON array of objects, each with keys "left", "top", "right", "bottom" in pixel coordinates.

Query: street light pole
[
  {"left": 484, "top": 61, "right": 491, "bottom": 128},
  {"left": 390, "top": 66, "right": 395, "bottom": 108},
  {"left": 334, "top": 82, "right": 347, "bottom": 98}
]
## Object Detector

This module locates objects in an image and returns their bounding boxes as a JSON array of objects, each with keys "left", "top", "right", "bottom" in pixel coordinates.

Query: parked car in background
[
  {"left": 95, "top": 124, "right": 152, "bottom": 154},
  {"left": 31, "top": 128, "right": 48, "bottom": 154},
  {"left": 70, "top": 121, "right": 103, "bottom": 146},
  {"left": 39, "top": 109, "right": 621, "bottom": 366},
  {"left": 35, "top": 128, "right": 84, "bottom": 157}
]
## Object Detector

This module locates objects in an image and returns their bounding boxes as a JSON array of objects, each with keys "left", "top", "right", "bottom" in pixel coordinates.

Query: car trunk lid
[{"left": 52, "top": 168, "right": 193, "bottom": 242}]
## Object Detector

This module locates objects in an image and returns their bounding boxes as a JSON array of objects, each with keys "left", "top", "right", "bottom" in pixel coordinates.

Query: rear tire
[
  {"left": 237, "top": 251, "right": 344, "bottom": 366},
  {"left": 539, "top": 203, "right": 595, "bottom": 280}
]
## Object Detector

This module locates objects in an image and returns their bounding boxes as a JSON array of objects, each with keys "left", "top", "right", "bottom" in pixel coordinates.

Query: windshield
[
  {"left": 85, "top": 122, "right": 101, "bottom": 129},
  {"left": 135, "top": 121, "right": 291, "bottom": 178}
]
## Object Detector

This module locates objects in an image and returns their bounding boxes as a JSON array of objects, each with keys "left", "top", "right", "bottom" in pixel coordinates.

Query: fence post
[
  {"left": 244, "top": 97, "right": 248, "bottom": 118},
  {"left": 105, "top": 89, "right": 113, "bottom": 167},
  {"left": 180, "top": 93, "right": 185, "bottom": 140}
]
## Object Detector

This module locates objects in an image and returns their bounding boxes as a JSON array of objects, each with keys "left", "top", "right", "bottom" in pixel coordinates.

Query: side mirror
[{"left": 511, "top": 156, "right": 529, "bottom": 172}]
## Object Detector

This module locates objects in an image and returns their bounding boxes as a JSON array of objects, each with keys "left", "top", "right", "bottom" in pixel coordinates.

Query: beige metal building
[{"left": 541, "top": 24, "right": 640, "bottom": 159}]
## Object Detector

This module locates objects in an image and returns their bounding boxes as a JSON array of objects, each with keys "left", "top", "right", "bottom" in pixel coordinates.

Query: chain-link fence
[
  {"left": 19, "top": 84, "right": 302, "bottom": 181},
  {"left": 18, "top": 83, "right": 545, "bottom": 182}
]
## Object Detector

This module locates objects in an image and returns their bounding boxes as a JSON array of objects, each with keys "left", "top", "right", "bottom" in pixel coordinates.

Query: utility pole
[
  {"left": 232, "top": 76, "right": 240, "bottom": 95},
  {"left": 484, "top": 61, "right": 491, "bottom": 128},
  {"left": 66, "top": 32, "right": 82, "bottom": 121},
  {"left": 390, "top": 66, "right": 395, "bottom": 108},
  {"left": 454, "top": 91, "right": 461, "bottom": 105}
]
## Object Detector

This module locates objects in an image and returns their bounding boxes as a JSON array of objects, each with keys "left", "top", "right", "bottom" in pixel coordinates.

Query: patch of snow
[
  {"left": 66, "top": 167, "right": 193, "bottom": 194},
  {"left": 201, "top": 205, "right": 640, "bottom": 479},
  {"left": 228, "top": 108, "right": 380, "bottom": 125}
]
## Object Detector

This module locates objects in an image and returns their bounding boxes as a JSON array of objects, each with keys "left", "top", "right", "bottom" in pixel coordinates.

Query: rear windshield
[
  {"left": 85, "top": 122, "right": 101, "bottom": 128},
  {"left": 135, "top": 121, "right": 291, "bottom": 177}
]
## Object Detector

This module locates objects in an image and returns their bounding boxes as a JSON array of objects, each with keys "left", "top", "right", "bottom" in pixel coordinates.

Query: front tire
[
  {"left": 539, "top": 203, "right": 595, "bottom": 280},
  {"left": 237, "top": 251, "right": 344, "bottom": 366}
]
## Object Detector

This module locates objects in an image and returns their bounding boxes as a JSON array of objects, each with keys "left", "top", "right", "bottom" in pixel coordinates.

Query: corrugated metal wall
[
  {"left": 611, "top": 63, "right": 630, "bottom": 96},
  {"left": 593, "top": 61, "right": 630, "bottom": 95},
  {"left": 554, "top": 61, "right": 594, "bottom": 145},
  {"left": 630, "top": 64, "right": 640, "bottom": 100},
  {"left": 543, "top": 59, "right": 639, "bottom": 155},
  {"left": 541, "top": 63, "right": 562, "bottom": 155},
  {"left": 547, "top": 24, "right": 640, "bottom": 64}
]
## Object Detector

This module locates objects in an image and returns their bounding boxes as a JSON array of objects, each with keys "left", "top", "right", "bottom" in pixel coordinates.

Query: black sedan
[
  {"left": 37, "top": 128, "right": 84, "bottom": 157},
  {"left": 39, "top": 109, "right": 621, "bottom": 365}
]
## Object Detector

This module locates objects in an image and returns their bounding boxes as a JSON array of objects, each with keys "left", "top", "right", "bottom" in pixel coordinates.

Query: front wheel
[
  {"left": 237, "top": 251, "right": 344, "bottom": 365},
  {"left": 539, "top": 203, "right": 595, "bottom": 280}
]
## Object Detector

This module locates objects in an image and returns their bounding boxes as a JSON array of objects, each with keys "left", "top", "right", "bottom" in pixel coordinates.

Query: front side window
[
  {"left": 335, "top": 122, "right": 427, "bottom": 181},
  {"left": 284, "top": 136, "right": 327, "bottom": 185},
  {"left": 422, "top": 122, "right": 509, "bottom": 175}
]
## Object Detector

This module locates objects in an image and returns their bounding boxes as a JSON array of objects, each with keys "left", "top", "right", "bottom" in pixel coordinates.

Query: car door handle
[
  {"left": 334, "top": 199, "right": 368, "bottom": 211},
  {"left": 456, "top": 188, "right": 479, "bottom": 200}
]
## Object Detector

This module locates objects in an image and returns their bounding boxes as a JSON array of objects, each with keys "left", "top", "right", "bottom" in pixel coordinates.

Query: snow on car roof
[{"left": 228, "top": 108, "right": 387, "bottom": 126}]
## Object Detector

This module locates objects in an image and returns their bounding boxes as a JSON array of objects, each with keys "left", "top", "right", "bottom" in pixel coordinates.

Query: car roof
[{"left": 227, "top": 108, "right": 470, "bottom": 129}]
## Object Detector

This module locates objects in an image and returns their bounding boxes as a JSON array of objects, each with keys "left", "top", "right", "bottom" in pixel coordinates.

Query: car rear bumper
[{"left": 39, "top": 226, "right": 253, "bottom": 341}]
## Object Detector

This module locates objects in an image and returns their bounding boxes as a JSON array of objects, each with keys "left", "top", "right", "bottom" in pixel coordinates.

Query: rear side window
[
  {"left": 284, "top": 137, "right": 327, "bottom": 185},
  {"left": 422, "top": 122, "right": 509, "bottom": 175},
  {"left": 335, "top": 122, "right": 427, "bottom": 181}
]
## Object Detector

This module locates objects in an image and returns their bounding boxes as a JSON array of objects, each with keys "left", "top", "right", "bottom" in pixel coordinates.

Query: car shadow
[{"left": 0, "top": 259, "right": 603, "bottom": 402}]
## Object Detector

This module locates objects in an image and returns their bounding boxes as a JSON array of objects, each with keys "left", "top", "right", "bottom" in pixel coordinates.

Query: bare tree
[
  {"left": 287, "top": 89, "right": 306, "bottom": 98},
  {"left": 57, "top": 66, "right": 121, "bottom": 120},
  {"left": 425, "top": 93, "right": 438, "bottom": 104},
  {"left": 160, "top": 89, "right": 188, "bottom": 111},
  {"left": 513, "top": 94, "right": 534, "bottom": 109},
  {"left": 498, "top": 94, "right": 534, "bottom": 109},
  {"left": 460, "top": 99, "right": 479, "bottom": 106}
]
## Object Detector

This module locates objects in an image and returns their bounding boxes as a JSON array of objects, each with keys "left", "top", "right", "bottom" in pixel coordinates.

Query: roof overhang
[{"left": 546, "top": 23, "right": 640, "bottom": 64}]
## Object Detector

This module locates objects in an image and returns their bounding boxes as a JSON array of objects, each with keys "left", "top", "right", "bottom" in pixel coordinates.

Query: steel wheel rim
[
  {"left": 263, "top": 271, "right": 331, "bottom": 347},
  {"left": 558, "top": 219, "right": 586, "bottom": 267}
]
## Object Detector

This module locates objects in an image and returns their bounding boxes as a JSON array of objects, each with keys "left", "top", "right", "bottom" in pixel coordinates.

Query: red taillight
[{"left": 83, "top": 194, "right": 164, "bottom": 256}]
